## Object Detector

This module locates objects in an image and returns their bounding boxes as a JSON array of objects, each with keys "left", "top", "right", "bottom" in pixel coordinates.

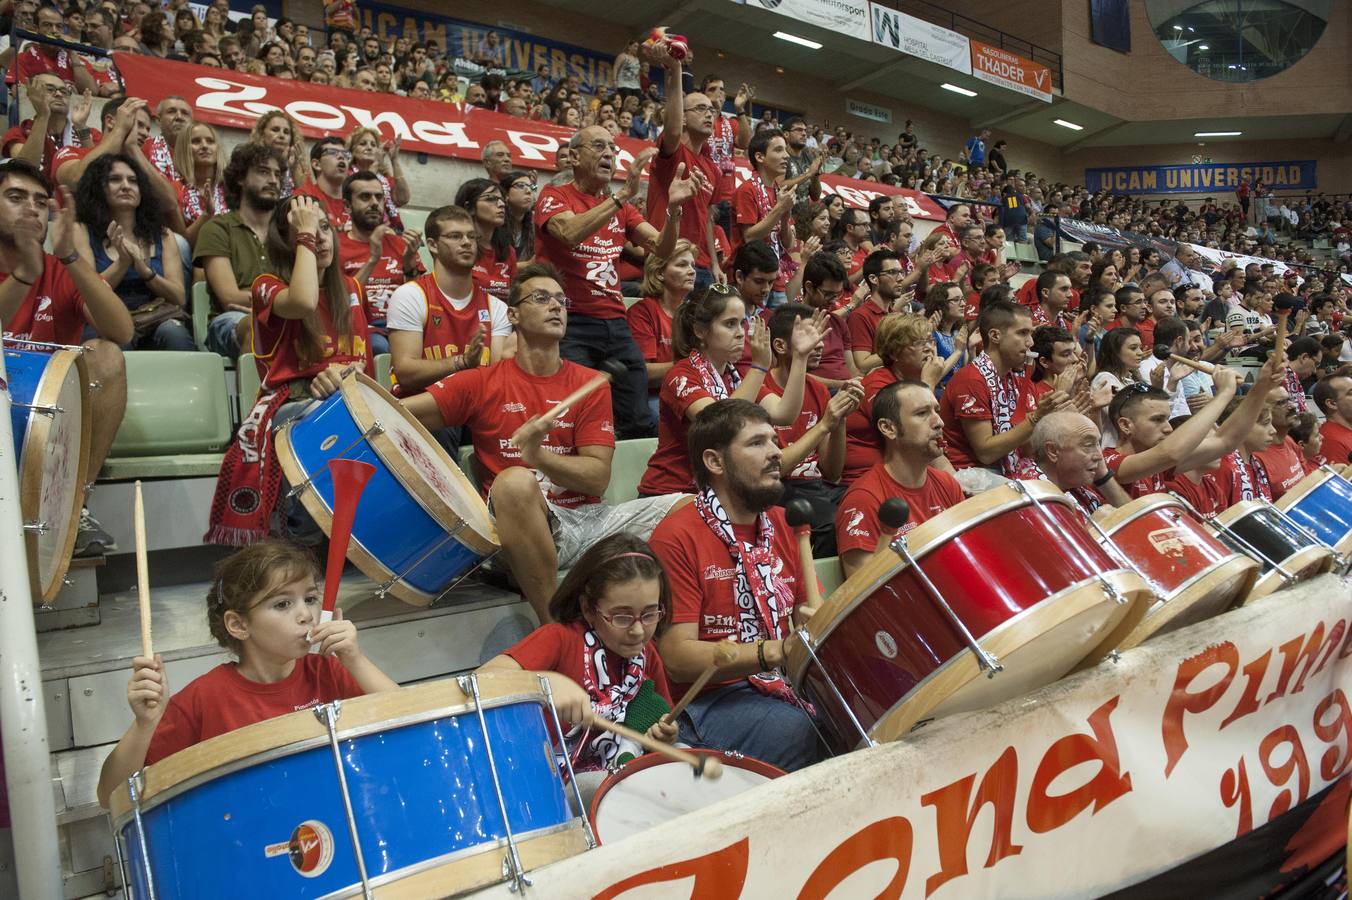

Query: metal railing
[{"left": 881, "top": 0, "right": 1064, "bottom": 92}]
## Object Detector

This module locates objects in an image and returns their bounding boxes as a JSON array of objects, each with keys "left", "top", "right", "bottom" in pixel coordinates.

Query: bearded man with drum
[
  {"left": 404, "top": 263, "right": 685, "bottom": 626},
  {"left": 836, "top": 380, "right": 965, "bottom": 578},
  {"left": 0, "top": 158, "right": 130, "bottom": 555},
  {"left": 650, "top": 399, "right": 824, "bottom": 772}
]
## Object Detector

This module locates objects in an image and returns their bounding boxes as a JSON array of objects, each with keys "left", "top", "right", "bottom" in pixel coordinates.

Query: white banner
[
  {"left": 470, "top": 578, "right": 1352, "bottom": 898},
  {"left": 870, "top": 5, "right": 971, "bottom": 75},
  {"left": 737, "top": 0, "right": 873, "bottom": 42}
]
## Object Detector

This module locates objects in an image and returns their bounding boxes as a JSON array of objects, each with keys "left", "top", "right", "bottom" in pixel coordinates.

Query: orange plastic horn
[{"left": 322, "top": 459, "right": 376, "bottom": 614}]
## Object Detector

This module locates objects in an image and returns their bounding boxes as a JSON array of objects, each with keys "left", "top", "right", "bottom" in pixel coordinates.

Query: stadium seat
[
  {"left": 603, "top": 438, "right": 657, "bottom": 505},
  {"left": 1012, "top": 242, "right": 1040, "bottom": 264},
  {"left": 375, "top": 353, "right": 392, "bottom": 389},
  {"left": 237, "top": 353, "right": 260, "bottom": 422},
  {"left": 191, "top": 280, "right": 210, "bottom": 351},
  {"left": 814, "top": 556, "right": 844, "bottom": 597},
  {"left": 103, "top": 352, "right": 233, "bottom": 479},
  {"left": 622, "top": 294, "right": 643, "bottom": 310}
]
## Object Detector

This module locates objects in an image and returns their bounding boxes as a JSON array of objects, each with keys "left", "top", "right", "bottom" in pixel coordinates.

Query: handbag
[{"left": 130, "top": 297, "right": 189, "bottom": 338}]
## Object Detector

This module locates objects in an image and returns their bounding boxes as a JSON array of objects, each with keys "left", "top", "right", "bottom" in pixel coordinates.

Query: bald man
[{"left": 1018, "top": 411, "right": 1131, "bottom": 516}]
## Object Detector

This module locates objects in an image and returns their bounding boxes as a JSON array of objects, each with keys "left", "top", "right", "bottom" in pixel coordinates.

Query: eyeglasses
[
  {"left": 39, "top": 82, "right": 73, "bottom": 96},
  {"left": 580, "top": 140, "right": 618, "bottom": 155},
  {"left": 510, "top": 181, "right": 537, "bottom": 192},
  {"left": 685, "top": 104, "right": 715, "bottom": 114},
  {"left": 478, "top": 194, "right": 506, "bottom": 205},
  {"left": 515, "top": 290, "right": 569, "bottom": 308},
  {"left": 878, "top": 268, "right": 904, "bottom": 278},
  {"left": 321, "top": 148, "right": 351, "bottom": 160},
  {"left": 597, "top": 607, "right": 664, "bottom": 628}
]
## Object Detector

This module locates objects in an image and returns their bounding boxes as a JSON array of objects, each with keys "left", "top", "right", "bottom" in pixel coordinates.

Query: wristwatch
[
  {"left": 1093, "top": 468, "right": 1117, "bottom": 487},
  {"left": 58, "top": 251, "right": 79, "bottom": 266}
]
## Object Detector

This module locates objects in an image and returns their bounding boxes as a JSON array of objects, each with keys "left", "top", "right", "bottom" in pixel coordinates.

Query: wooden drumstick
[
  {"left": 589, "top": 717, "right": 723, "bottom": 779},
  {"left": 1168, "top": 353, "right": 1217, "bottom": 375},
  {"left": 663, "top": 642, "right": 738, "bottom": 725},
  {"left": 784, "top": 499, "right": 822, "bottom": 611},
  {"left": 507, "top": 373, "right": 611, "bottom": 448},
  {"left": 133, "top": 481, "right": 153, "bottom": 660}
]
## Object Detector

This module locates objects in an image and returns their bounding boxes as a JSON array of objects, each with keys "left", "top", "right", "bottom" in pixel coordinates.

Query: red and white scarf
[
  {"left": 204, "top": 388, "right": 289, "bottom": 546},
  {"left": 1235, "top": 450, "right": 1273, "bottom": 502},
  {"left": 1282, "top": 368, "right": 1308, "bottom": 413},
  {"left": 1014, "top": 457, "right": 1103, "bottom": 515},
  {"left": 973, "top": 352, "right": 1021, "bottom": 477},
  {"left": 687, "top": 348, "right": 738, "bottom": 399},
  {"left": 694, "top": 487, "right": 797, "bottom": 704},
  {"left": 571, "top": 628, "right": 646, "bottom": 771},
  {"left": 181, "top": 181, "right": 228, "bottom": 224}
]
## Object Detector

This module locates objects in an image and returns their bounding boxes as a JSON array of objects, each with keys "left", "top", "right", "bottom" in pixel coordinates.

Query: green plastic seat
[
  {"left": 191, "top": 280, "right": 210, "bottom": 351},
  {"left": 237, "top": 352, "right": 261, "bottom": 422},
  {"left": 375, "top": 353, "right": 392, "bottom": 390},
  {"left": 814, "top": 556, "right": 844, "bottom": 598},
  {"left": 102, "top": 352, "right": 233, "bottom": 479},
  {"left": 603, "top": 438, "right": 657, "bottom": 505},
  {"left": 622, "top": 293, "right": 643, "bottom": 310}
]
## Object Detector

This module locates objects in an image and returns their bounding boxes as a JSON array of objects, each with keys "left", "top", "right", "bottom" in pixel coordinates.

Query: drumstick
[
  {"left": 784, "top": 499, "right": 822, "bottom": 613},
  {"left": 662, "top": 642, "right": 738, "bottom": 725},
  {"left": 588, "top": 717, "right": 723, "bottom": 779},
  {"left": 133, "top": 481, "right": 153, "bottom": 660},
  {"left": 1168, "top": 353, "right": 1217, "bottom": 375},
  {"left": 507, "top": 373, "right": 611, "bottom": 448}
]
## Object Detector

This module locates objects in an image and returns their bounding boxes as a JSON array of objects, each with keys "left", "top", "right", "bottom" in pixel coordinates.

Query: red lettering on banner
[
  {"left": 1162, "top": 641, "right": 1239, "bottom": 776},
  {"left": 1268, "top": 619, "right": 1343, "bottom": 702},
  {"left": 1258, "top": 725, "right": 1310, "bottom": 818},
  {"left": 1220, "top": 757, "right": 1254, "bottom": 837},
  {"left": 1220, "top": 649, "right": 1271, "bottom": 730},
  {"left": 1312, "top": 690, "right": 1352, "bottom": 780},
  {"left": 797, "top": 818, "right": 913, "bottom": 899},
  {"left": 592, "top": 838, "right": 749, "bottom": 900},
  {"left": 1027, "top": 696, "right": 1132, "bottom": 833},
  {"left": 920, "top": 746, "right": 1023, "bottom": 895}
]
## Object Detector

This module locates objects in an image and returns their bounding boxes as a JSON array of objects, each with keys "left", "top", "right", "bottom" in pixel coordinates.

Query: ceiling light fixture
[
  {"left": 940, "top": 83, "right": 977, "bottom": 97},
  {"left": 773, "top": 31, "right": 822, "bottom": 50},
  {"left": 1053, "top": 118, "right": 1084, "bottom": 131},
  {"left": 1199, "top": 44, "right": 1209, "bottom": 50},
  {"left": 1194, "top": 131, "right": 1242, "bottom": 137}
]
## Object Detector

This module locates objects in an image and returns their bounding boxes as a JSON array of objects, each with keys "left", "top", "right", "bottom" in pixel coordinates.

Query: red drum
[
  {"left": 1084, "top": 494, "right": 1258, "bottom": 661},
  {"left": 785, "top": 481, "right": 1152, "bottom": 749}
]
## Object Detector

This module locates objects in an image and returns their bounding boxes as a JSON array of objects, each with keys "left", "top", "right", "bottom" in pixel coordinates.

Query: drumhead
[
  {"left": 347, "top": 375, "right": 497, "bottom": 552},
  {"left": 589, "top": 751, "right": 782, "bottom": 846},
  {"left": 16, "top": 350, "right": 90, "bottom": 602}
]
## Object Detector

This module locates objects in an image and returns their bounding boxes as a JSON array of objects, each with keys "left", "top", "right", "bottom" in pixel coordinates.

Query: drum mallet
[
  {"left": 588, "top": 717, "right": 724, "bottom": 779},
  {"left": 662, "top": 642, "right": 738, "bottom": 726},
  {"left": 133, "top": 481, "right": 155, "bottom": 705},
  {"left": 313, "top": 459, "right": 376, "bottom": 651},
  {"left": 1168, "top": 354, "right": 1217, "bottom": 375},
  {"left": 785, "top": 499, "right": 822, "bottom": 614},
  {"left": 878, "top": 498, "right": 911, "bottom": 553}
]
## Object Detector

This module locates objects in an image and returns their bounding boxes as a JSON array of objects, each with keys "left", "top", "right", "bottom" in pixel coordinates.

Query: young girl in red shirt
[
  {"left": 96, "top": 541, "right": 397, "bottom": 808},
  {"left": 479, "top": 533, "right": 678, "bottom": 773}
]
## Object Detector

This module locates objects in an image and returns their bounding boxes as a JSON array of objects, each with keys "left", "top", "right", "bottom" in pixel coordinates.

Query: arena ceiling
[{"left": 530, "top": 0, "right": 1351, "bottom": 150}]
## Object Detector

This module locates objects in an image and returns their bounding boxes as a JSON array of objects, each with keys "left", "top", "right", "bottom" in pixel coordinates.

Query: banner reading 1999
[{"left": 1085, "top": 160, "right": 1317, "bottom": 195}]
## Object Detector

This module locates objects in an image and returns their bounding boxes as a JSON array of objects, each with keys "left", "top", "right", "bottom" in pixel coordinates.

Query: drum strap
[{"left": 687, "top": 348, "right": 739, "bottom": 400}]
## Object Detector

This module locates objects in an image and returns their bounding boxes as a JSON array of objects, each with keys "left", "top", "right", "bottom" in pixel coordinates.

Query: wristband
[
  {"left": 1093, "top": 468, "right": 1117, "bottom": 487},
  {"left": 293, "top": 231, "right": 319, "bottom": 255},
  {"left": 9, "top": 271, "right": 34, "bottom": 286},
  {"left": 749, "top": 364, "right": 769, "bottom": 374},
  {"left": 58, "top": 251, "right": 79, "bottom": 266},
  {"left": 756, "top": 639, "right": 769, "bottom": 672},
  {"left": 612, "top": 195, "right": 624, "bottom": 212}
]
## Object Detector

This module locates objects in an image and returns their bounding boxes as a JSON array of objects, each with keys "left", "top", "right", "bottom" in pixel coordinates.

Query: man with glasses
[
  {"left": 13, "top": 3, "right": 94, "bottom": 93},
  {"left": 643, "top": 42, "right": 719, "bottom": 292},
  {"left": 847, "top": 248, "right": 906, "bottom": 374},
  {"left": 294, "top": 136, "right": 351, "bottom": 231},
  {"left": 193, "top": 144, "right": 283, "bottom": 360},
  {"left": 404, "top": 263, "right": 685, "bottom": 625},
  {"left": 4, "top": 73, "right": 91, "bottom": 179},
  {"left": 782, "top": 117, "right": 820, "bottom": 204},
  {"left": 535, "top": 124, "right": 699, "bottom": 439}
]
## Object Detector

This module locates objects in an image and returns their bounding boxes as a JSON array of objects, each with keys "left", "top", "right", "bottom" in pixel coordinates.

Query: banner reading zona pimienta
[{"left": 1086, "top": 161, "right": 1318, "bottom": 195}]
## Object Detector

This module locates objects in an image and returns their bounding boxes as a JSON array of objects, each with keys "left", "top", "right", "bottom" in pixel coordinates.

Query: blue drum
[
  {"left": 3, "top": 344, "right": 89, "bottom": 602},
  {"left": 1275, "top": 467, "right": 1352, "bottom": 570},
  {"left": 111, "top": 673, "right": 591, "bottom": 898},
  {"left": 274, "top": 372, "right": 499, "bottom": 605}
]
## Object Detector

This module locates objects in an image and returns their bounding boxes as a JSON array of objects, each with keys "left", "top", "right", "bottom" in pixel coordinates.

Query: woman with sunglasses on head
[
  {"left": 479, "top": 533, "right": 676, "bottom": 774},
  {"left": 455, "top": 177, "right": 516, "bottom": 301}
]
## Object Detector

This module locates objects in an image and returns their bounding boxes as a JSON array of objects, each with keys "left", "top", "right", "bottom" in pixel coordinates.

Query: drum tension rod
[
  {"left": 459, "top": 674, "right": 533, "bottom": 893},
  {"left": 22, "top": 519, "right": 49, "bottom": 534},
  {"left": 313, "top": 702, "right": 374, "bottom": 899},
  {"left": 125, "top": 773, "right": 157, "bottom": 900},
  {"left": 794, "top": 626, "right": 878, "bottom": 748},
  {"left": 372, "top": 522, "right": 475, "bottom": 600},
  {"left": 888, "top": 535, "right": 1003, "bottom": 677},
  {"left": 11, "top": 400, "right": 62, "bottom": 417},
  {"left": 537, "top": 675, "right": 598, "bottom": 849},
  {"left": 285, "top": 424, "right": 385, "bottom": 499}
]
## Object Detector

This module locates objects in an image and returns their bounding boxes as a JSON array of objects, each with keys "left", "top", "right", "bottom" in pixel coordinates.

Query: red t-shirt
[
  {"left": 814, "top": 312, "right": 852, "bottom": 382},
  {"left": 1135, "top": 317, "right": 1157, "bottom": 352},
  {"left": 639, "top": 357, "right": 734, "bottom": 496},
  {"left": 649, "top": 501, "right": 807, "bottom": 698},
  {"left": 0, "top": 256, "right": 86, "bottom": 346},
  {"left": 250, "top": 273, "right": 373, "bottom": 389},
  {"left": 535, "top": 181, "right": 646, "bottom": 319},
  {"left": 505, "top": 620, "right": 672, "bottom": 730},
  {"left": 939, "top": 361, "right": 1035, "bottom": 471},
  {"left": 15, "top": 42, "right": 74, "bottom": 85},
  {"left": 757, "top": 373, "right": 832, "bottom": 481},
  {"left": 846, "top": 297, "right": 890, "bottom": 353},
  {"left": 471, "top": 243, "right": 516, "bottom": 301},
  {"left": 1103, "top": 446, "right": 1167, "bottom": 499},
  {"left": 2, "top": 120, "right": 95, "bottom": 178},
  {"left": 337, "top": 229, "right": 420, "bottom": 324},
  {"left": 646, "top": 141, "right": 718, "bottom": 269},
  {"left": 731, "top": 176, "right": 787, "bottom": 290},
  {"left": 1015, "top": 276, "right": 1039, "bottom": 310},
  {"left": 842, "top": 366, "right": 899, "bottom": 485},
  {"left": 50, "top": 144, "right": 89, "bottom": 182},
  {"left": 836, "top": 463, "right": 965, "bottom": 556},
  {"left": 81, "top": 54, "right": 119, "bottom": 94},
  {"left": 626, "top": 297, "right": 673, "bottom": 395},
  {"left": 145, "top": 655, "right": 363, "bottom": 765},
  {"left": 292, "top": 181, "right": 350, "bottom": 231},
  {"left": 1252, "top": 436, "right": 1307, "bottom": 501},
  {"left": 1318, "top": 421, "right": 1352, "bottom": 468},
  {"left": 1166, "top": 471, "right": 1228, "bottom": 518},
  {"left": 425, "top": 358, "right": 615, "bottom": 508}
]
